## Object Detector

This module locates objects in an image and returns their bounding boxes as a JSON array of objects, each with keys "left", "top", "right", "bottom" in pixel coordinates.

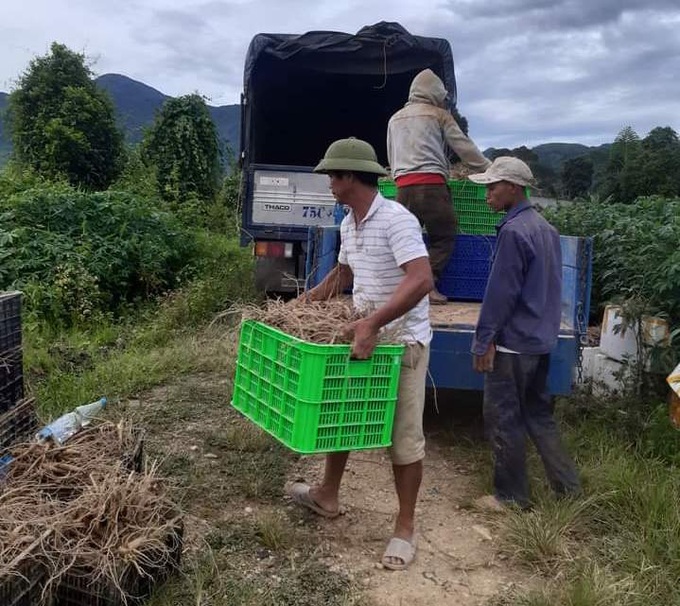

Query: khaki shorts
[{"left": 389, "top": 343, "right": 430, "bottom": 466}]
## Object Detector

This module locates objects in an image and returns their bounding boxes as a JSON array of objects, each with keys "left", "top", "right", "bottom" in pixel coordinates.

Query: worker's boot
[{"left": 429, "top": 288, "right": 448, "bottom": 305}]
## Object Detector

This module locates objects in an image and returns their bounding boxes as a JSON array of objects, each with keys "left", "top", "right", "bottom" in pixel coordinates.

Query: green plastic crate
[
  {"left": 378, "top": 179, "right": 397, "bottom": 200},
  {"left": 449, "top": 180, "right": 505, "bottom": 235},
  {"left": 378, "top": 178, "right": 504, "bottom": 235},
  {"left": 231, "top": 321, "right": 405, "bottom": 454}
]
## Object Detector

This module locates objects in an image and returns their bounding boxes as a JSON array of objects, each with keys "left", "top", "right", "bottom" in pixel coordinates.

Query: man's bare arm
[
  {"left": 304, "top": 263, "right": 354, "bottom": 302},
  {"left": 350, "top": 257, "right": 433, "bottom": 358}
]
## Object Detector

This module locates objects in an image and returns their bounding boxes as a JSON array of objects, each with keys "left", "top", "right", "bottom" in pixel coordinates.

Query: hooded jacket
[{"left": 387, "top": 69, "right": 491, "bottom": 180}]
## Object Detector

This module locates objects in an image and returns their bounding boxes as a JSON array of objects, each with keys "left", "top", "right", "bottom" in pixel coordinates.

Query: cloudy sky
[{"left": 2, "top": 0, "right": 678, "bottom": 149}]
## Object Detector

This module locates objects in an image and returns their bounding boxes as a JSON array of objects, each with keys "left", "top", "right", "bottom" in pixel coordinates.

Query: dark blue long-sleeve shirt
[{"left": 472, "top": 201, "right": 562, "bottom": 356}]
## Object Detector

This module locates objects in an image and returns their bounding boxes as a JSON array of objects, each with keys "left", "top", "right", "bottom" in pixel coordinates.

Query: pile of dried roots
[
  {"left": 239, "top": 298, "right": 405, "bottom": 344},
  {"left": 0, "top": 420, "right": 182, "bottom": 603}
]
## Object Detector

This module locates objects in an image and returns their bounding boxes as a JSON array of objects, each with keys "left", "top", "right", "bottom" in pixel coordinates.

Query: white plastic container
[
  {"left": 582, "top": 346, "right": 624, "bottom": 394},
  {"left": 599, "top": 305, "right": 669, "bottom": 364}
]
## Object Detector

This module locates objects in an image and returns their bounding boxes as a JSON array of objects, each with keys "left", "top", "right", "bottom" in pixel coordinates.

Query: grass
[
  {"left": 27, "top": 324, "right": 239, "bottom": 418},
  {"left": 501, "top": 495, "right": 595, "bottom": 570},
  {"left": 255, "top": 511, "right": 296, "bottom": 552},
  {"left": 146, "top": 548, "right": 359, "bottom": 606},
  {"left": 493, "top": 391, "right": 680, "bottom": 606},
  {"left": 133, "top": 377, "right": 360, "bottom": 606},
  {"left": 22, "top": 232, "right": 256, "bottom": 419}
]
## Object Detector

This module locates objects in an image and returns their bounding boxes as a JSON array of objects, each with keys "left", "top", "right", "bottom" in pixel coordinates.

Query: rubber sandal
[
  {"left": 288, "top": 482, "right": 340, "bottom": 519},
  {"left": 382, "top": 535, "right": 417, "bottom": 571}
]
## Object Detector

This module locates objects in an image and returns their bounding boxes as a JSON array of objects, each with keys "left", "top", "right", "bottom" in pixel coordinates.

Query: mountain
[
  {"left": 0, "top": 74, "right": 241, "bottom": 161},
  {"left": 95, "top": 74, "right": 240, "bottom": 153},
  {"left": 94, "top": 74, "right": 168, "bottom": 144},
  {"left": 532, "top": 142, "right": 612, "bottom": 174}
]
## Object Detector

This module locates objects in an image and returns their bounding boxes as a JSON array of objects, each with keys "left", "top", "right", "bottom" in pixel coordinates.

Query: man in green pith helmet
[
  {"left": 387, "top": 68, "right": 491, "bottom": 304},
  {"left": 288, "top": 137, "right": 433, "bottom": 571}
]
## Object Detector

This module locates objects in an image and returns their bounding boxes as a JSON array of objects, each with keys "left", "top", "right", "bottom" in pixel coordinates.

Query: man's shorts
[{"left": 389, "top": 343, "right": 430, "bottom": 465}]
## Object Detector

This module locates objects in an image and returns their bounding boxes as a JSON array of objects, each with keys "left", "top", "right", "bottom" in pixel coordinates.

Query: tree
[
  {"left": 638, "top": 127, "right": 680, "bottom": 198},
  {"left": 487, "top": 146, "right": 558, "bottom": 193},
  {"left": 489, "top": 148, "right": 513, "bottom": 161},
  {"left": 8, "top": 43, "right": 124, "bottom": 190},
  {"left": 599, "top": 126, "right": 680, "bottom": 203},
  {"left": 612, "top": 126, "right": 640, "bottom": 165},
  {"left": 448, "top": 106, "right": 471, "bottom": 165},
  {"left": 600, "top": 126, "right": 642, "bottom": 203},
  {"left": 143, "top": 94, "right": 221, "bottom": 204},
  {"left": 511, "top": 146, "right": 538, "bottom": 165},
  {"left": 562, "top": 156, "right": 594, "bottom": 199}
]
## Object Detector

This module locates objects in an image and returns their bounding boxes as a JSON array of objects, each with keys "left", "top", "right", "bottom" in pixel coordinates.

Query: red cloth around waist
[{"left": 395, "top": 173, "right": 447, "bottom": 187}]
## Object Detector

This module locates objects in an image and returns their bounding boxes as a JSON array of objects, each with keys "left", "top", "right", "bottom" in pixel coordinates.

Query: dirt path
[
  {"left": 292, "top": 443, "right": 524, "bottom": 605},
  {"left": 129, "top": 373, "right": 531, "bottom": 605}
]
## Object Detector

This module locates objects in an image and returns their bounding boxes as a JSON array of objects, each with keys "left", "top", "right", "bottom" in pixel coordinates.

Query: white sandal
[{"left": 382, "top": 535, "right": 417, "bottom": 571}]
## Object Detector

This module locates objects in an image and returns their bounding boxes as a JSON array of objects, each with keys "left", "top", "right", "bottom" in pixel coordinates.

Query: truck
[{"left": 239, "top": 22, "right": 592, "bottom": 395}]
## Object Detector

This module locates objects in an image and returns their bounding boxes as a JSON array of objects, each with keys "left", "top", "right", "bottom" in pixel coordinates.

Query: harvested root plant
[
  {"left": 240, "top": 298, "right": 405, "bottom": 345},
  {"left": 0, "top": 421, "right": 182, "bottom": 604}
]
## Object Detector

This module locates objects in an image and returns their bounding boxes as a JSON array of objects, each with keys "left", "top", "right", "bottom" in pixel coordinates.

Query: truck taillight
[{"left": 254, "top": 242, "right": 294, "bottom": 258}]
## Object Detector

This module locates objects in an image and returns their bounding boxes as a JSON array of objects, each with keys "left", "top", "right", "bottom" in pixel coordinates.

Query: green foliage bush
[
  {"left": 109, "top": 146, "right": 159, "bottom": 201},
  {"left": 151, "top": 232, "right": 256, "bottom": 335},
  {"left": 641, "top": 403, "right": 680, "bottom": 466},
  {"left": 544, "top": 195, "right": 680, "bottom": 324},
  {"left": 142, "top": 94, "right": 221, "bottom": 207},
  {"left": 7, "top": 43, "right": 124, "bottom": 190},
  {"left": 0, "top": 187, "right": 195, "bottom": 324},
  {"left": 0, "top": 162, "right": 71, "bottom": 199},
  {"left": 600, "top": 126, "right": 680, "bottom": 204}
]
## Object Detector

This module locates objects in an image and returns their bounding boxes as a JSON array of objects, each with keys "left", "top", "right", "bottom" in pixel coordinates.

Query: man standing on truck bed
[
  {"left": 469, "top": 157, "right": 580, "bottom": 511},
  {"left": 288, "top": 137, "right": 434, "bottom": 571},
  {"left": 387, "top": 68, "right": 491, "bottom": 305}
]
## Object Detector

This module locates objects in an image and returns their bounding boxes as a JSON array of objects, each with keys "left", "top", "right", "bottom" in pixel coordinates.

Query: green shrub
[
  {"left": 544, "top": 196, "right": 680, "bottom": 324},
  {"left": 151, "top": 231, "right": 256, "bottom": 333},
  {"left": 0, "top": 188, "right": 195, "bottom": 323},
  {"left": 0, "top": 162, "right": 71, "bottom": 198},
  {"left": 641, "top": 403, "right": 680, "bottom": 466}
]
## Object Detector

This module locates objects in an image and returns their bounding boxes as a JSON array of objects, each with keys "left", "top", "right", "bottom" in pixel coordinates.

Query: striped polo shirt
[{"left": 338, "top": 193, "right": 432, "bottom": 345}]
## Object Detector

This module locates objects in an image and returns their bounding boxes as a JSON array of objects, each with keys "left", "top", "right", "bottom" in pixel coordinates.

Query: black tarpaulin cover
[{"left": 241, "top": 22, "right": 457, "bottom": 167}]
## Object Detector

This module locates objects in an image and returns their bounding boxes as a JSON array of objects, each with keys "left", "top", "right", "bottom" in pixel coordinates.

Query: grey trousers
[{"left": 484, "top": 352, "right": 580, "bottom": 507}]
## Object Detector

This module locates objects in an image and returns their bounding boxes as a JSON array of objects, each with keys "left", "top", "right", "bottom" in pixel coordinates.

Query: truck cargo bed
[
  {"left": 428, "top": 302, "right": 579, "bottom": 394},
  {"left": 430, "top": 302, "right": 574, "bottom": 332},
  {"left": 430, "top": 302, "right": 481, "bottom": 328}
]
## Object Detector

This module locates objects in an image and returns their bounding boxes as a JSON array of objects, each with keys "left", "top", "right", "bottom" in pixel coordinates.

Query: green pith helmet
[{"left": 313, "top": 137, "right": 388, "bottom": 176}]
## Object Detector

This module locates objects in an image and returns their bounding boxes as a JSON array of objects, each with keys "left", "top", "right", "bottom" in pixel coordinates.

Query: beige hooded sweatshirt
[{"left": 387, "top": 69, "right": 491, "bottom": 180}]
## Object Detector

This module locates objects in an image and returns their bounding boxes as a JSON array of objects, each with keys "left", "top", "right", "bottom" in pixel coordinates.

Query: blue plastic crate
[{"left": 437, "top": 235, "right": 497, "bottom": 301}]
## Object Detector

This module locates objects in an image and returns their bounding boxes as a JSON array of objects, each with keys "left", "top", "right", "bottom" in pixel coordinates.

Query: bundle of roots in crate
[
  {"left": 0, "top": 420, "right": 182, "bottom": 601},
  {"left": 449, "top": 161, "right": 475, "bottom": 180},
  {"left": 240, "top": 298, "right": 406, "bottom": 345}
]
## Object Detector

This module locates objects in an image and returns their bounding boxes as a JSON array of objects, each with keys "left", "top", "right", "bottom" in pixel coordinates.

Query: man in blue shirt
[{"left": 468, "top": 157, "right": 580, "bottom": 510}]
